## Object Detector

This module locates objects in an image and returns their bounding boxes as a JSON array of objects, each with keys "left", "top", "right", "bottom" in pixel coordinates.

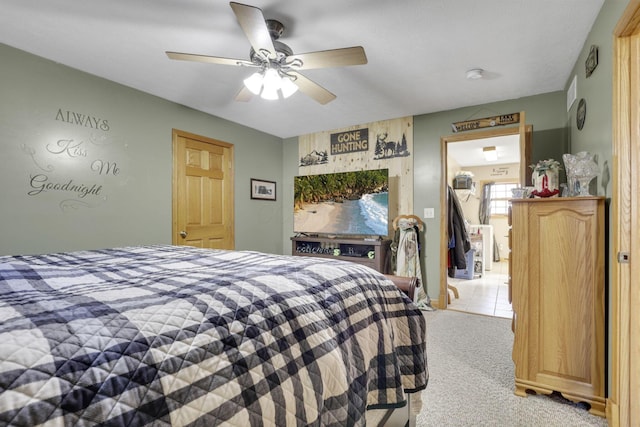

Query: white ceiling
[{"left": 0, "top": 0, "right": 604, "bottom": 139}]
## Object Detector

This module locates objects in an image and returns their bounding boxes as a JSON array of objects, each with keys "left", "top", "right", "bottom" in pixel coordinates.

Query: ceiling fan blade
[
  {"left": 230, "top": 2, "right": 275, "bottom": 59},
  {"left": 291, "top": 72, "right": 336, "bottom": 105},
  {"left": 287, "top": 46, "right": 367, "bottom": 70},
  {"left": 235, "top": 85, "right": 254, "bottom": 102},
  {"left": 166, "top": 51, "right": 256, "bottom": 67}
]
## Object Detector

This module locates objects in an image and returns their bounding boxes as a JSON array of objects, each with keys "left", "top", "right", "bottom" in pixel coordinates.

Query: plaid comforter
[{"left": 0, "top": 245, "right": 428, "bottom": 426}]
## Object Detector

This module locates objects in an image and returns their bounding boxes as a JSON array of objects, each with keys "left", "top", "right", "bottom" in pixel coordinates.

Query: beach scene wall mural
[
  {"left": 293, "top": 169, "right": 389, "bottom": 236},
  {"left": 297, "top": 117, "right": 413, "bottom": 237}
]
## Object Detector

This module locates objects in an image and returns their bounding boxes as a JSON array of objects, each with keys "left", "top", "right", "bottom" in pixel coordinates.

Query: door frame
[
  {"left": 609, "top": 2, "right": 640, "bottom": 425},
  {"left": 438, "top": 116, "right": 531, "bottom": 308}
]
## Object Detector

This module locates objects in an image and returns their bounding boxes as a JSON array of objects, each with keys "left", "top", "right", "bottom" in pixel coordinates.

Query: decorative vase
[
  {"left": 530, "top": 158, "right": 561, "bottom": 197},
  {"left": 563, "top": 152, "right": 598, "bottom": 196}
]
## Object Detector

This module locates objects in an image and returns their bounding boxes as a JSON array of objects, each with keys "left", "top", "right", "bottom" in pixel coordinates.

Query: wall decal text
[
  {"left": 47, "top": 139, "right": 88, "bottom": 158},
  {"left": 55, "top": 108, "right": 110, "bottom": 131},
  {"left": 21, "top": 107, "right": 126, "bottom": 211},
  {"left": 490, "top": 166, "right": 511, "bottom": 176},
  {"left": 28, "top": 174, "right": 103, "bottom": 198}
]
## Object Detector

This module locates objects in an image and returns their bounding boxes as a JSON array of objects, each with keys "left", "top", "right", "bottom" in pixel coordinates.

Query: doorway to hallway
[{"left": 446, "top": 261, "right": 512, "bottom": 318}]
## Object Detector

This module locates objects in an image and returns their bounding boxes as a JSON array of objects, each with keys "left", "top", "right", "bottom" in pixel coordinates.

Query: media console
[{"left": 291, "top": 236, "right": 391, "bottom": 274}]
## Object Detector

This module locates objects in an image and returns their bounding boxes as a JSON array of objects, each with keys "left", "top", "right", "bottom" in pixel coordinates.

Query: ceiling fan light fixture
[
  {"left": 483, "top": 146, "right": 498, "bottom": 161},
  {"left": 243, "top": 72, "right": 264, "bottom": 95},
  {"left": 167, "top": 2, "right": 367, "bottom": 104},
  {"left": 280, "top": 76, "right": 298, "bottom": 98},
  {"left": 260, "top": 68, "right": 281, "bottom": 100},
  {"left": 244, "top": 68, "right": 298, "bottom": 100},
  {"left": 260, "top": 85, "right": 279, "bottom": 100}
]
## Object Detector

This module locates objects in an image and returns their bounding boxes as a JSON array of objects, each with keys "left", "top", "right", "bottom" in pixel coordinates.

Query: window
[{"left": 490, "top": 182, "right": 518, "bottom": 215}]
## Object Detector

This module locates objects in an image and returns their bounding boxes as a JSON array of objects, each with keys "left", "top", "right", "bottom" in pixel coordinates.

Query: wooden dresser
[{"left": 510, "top": 197, "right": 605, "bottom": 417}]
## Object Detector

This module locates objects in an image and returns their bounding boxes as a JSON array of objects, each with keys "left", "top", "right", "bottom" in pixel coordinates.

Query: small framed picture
[
  {"left": 585, "top": 45, "right": 598, "bottom": 78},
  {"left": 250, "top": 178, "right": 276, "bottom": 201}
]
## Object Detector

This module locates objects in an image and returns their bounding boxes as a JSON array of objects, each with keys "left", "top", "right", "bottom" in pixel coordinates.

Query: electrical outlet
[{"left": 424, "top": 208, "right": 435, "bottom": 219}]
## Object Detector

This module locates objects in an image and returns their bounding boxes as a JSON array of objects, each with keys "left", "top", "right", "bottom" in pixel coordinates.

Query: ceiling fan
[{"left": 166, "top": 2, "right": 367, "bottom": 104}]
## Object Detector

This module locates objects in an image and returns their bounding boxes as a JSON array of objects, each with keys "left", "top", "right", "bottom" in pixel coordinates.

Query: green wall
[
  {"left": 0, "top": 43, "right": 284, "bottom": 256},
  {"left": 565, "top": 0, "right": 626, "bottom": 199}
]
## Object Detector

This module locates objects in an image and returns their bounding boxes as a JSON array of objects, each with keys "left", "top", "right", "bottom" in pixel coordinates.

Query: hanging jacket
[
  {"left": 448, "top": 185, "right": 471, "bottom": 269},
  {"left": 395, "top": 219, "right": 421, "bottom": 278},
  {"left": 391, "top": 217, "right": 430, "bottom": 305}
]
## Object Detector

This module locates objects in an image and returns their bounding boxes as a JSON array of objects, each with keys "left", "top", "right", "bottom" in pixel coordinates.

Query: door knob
[{"left": 179, "top": 231, "right": 187, "bottom": 238}]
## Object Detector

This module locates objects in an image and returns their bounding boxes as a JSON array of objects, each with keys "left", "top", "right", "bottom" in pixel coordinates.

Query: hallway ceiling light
[{"left": 483, "top": 146, "right": 498, "bottom": 161}]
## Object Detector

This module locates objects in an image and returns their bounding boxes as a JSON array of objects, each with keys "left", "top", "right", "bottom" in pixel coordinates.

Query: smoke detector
[{"left": 466, "top": 68, "right": 484, "bottom": 80}]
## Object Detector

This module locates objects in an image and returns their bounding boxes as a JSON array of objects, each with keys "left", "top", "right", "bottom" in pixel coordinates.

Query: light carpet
[{"left": 416, "top": 310, "right": 608, "bottom": 427}]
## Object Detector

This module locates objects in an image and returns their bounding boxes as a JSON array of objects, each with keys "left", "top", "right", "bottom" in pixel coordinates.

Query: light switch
[{"left": 424, "top": 208, "right": 435, "bottom": 219}]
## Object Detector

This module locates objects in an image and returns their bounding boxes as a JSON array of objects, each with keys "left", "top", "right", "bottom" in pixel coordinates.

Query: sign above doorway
[{"left": 451, "top": 112, "right": 520, "bottom": 133}]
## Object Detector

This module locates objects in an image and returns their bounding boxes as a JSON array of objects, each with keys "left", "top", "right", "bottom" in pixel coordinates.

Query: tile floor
[{"left": 446, "top": 260, "right": 513, "bottom": 319}]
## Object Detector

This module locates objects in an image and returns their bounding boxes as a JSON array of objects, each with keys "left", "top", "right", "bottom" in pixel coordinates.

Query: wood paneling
[{"left": 298, "top": 117, "right": 413, "bottom": 230}]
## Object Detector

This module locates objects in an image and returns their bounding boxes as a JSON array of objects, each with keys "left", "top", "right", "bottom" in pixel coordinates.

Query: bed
[{"left": 0, "top": 245, "right": 427, "bottom": 426}]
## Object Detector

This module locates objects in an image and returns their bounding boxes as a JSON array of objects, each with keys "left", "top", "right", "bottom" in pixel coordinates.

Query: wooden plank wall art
[{"left": 298, "top": 116, "right": 413, "bottom": 235}]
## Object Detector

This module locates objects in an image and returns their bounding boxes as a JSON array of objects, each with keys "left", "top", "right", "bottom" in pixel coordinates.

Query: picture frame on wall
[
  {"left": 585, "top": 45, "right": 598, "bottom": 77},
  {"left": 250, "top": 178, "right": 276, "bottom": 201}
]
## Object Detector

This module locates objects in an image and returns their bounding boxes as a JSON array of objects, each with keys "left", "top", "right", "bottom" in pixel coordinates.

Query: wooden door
[{"left": 172, "top": 129, "right": 234, "bottom": 249}]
